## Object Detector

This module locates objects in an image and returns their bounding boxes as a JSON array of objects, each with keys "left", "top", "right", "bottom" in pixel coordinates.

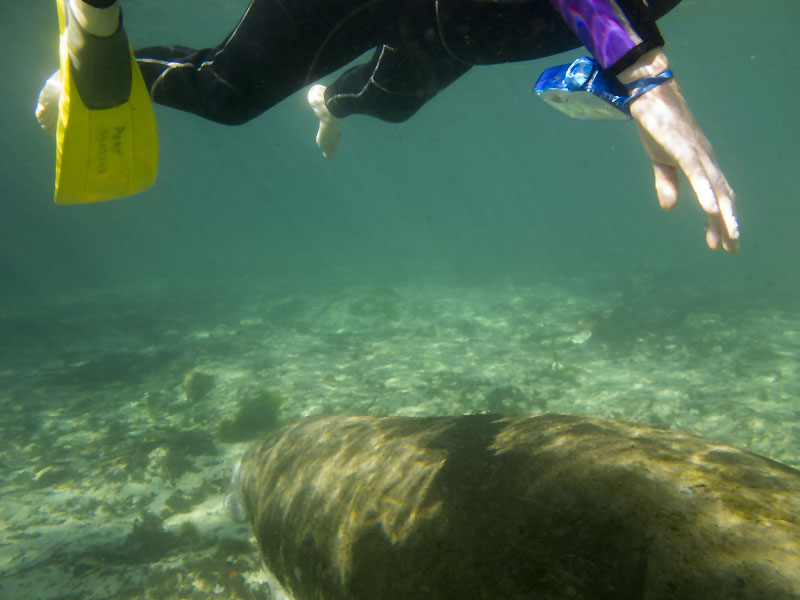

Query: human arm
[
  {"left": 618, "top": 49, "right": 738, "bottom": 252},
  {"left": 546, "top": 0, "right": 739, "bottom": 252}
]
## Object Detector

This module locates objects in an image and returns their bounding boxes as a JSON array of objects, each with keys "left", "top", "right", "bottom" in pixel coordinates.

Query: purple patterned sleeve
[{"left": 547, "top": 0, "right": 653, "bottom": 71}]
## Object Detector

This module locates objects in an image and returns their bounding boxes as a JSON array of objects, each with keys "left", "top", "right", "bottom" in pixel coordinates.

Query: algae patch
[{"left": 218, "top": 390, "right": 285, "bottom": 442}]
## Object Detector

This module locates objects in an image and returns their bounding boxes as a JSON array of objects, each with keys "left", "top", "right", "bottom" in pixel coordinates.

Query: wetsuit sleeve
[{"left": 546, "top": 0, "right": 666, "bottom": 74}]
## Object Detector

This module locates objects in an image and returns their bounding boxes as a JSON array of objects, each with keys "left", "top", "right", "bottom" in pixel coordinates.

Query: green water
[
  {"left": 3, "top": 0, "right": 799, "bottom": 298},
  {"left": 0, "top": 0, "right": 798, "bottom": 597}
]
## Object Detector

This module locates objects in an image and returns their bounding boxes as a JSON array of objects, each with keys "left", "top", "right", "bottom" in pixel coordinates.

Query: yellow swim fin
[{"left": 54, "top": 0, "right": 158, "bottom": 204}]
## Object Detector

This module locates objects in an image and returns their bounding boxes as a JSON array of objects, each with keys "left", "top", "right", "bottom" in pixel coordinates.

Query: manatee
[{"left": 225, "top": 414, "right": 800, "bottom": 600}]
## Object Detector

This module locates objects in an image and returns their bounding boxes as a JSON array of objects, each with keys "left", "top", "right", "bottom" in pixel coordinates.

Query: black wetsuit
[{"left": 134, "top": 0, "right": 680, "bottom": 126}]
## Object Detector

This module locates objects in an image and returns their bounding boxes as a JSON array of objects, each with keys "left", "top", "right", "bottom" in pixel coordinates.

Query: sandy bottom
[{"left": 2, "top": 276, "right": 798, "bottom": 599}]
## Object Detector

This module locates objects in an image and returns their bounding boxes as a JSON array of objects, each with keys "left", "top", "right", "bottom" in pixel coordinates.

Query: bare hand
[{"left": 621, "top": 51, "right": 739, "bottom": 253}]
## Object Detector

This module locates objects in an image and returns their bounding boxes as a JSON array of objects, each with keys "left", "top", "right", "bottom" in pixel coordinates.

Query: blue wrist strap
[{"left": 623, "top": 70, "right": 673, "bottom": 106}]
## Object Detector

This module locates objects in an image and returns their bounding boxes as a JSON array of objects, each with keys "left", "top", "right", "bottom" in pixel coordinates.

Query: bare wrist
[{"left": 618, "top": 49, "right": 670, "bottom": 85}]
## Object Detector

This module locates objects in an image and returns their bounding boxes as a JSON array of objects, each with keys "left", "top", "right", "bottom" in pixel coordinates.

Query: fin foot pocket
[{"left": 53, "top": 0, "right": 158, "bottom": 204}]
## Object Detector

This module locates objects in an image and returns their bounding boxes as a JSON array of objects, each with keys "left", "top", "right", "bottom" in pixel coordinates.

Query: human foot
[{"left": 308, "top": 84, "right": 342, "bottom": 160}]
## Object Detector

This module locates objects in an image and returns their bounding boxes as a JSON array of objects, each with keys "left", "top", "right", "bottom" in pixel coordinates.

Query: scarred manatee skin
[{"left": 232, "top": 414, "right": 800, "bottom": 600}]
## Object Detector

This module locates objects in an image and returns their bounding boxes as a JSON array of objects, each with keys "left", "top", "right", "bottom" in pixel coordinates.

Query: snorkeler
[{"left": 37, "top": 0, "right": 739, "bottom": 252}]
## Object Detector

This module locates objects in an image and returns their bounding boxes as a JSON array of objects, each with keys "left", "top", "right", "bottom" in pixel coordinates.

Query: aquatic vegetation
[
  {"left": 100, "top": 427, "right": 218, "bottom": 481},
  {"left": 120, "top": 511, "right": 179, "bottom": 563},
  {"left": 177, "top": 519, "right": 199, "bottom": 540},
  {"left": 484, "top": 385, "right": 530, "bottom": 413},
  {"left": 216, "top": 536, "right": 253, "bottom": 557},
  {"left": 30, "top": 464, "right": 77, "bottom": 488},
  {"left": 162, "top": 429, "right": 219, "bottom": 479},
  {"left": 183, "top": 370, "right": 216, "bottom": 402},
  {"left": 165, "top": 490, "right": 198, "bottom": 513},
  {"left": 218, "top": 390, "right": 285, "bottom": 442},
  {"left": 46, "top": 350, "right": 180, "bottom": 388},
  {"left": 166, "top": 428, "right": 218, "bottom": 457}
]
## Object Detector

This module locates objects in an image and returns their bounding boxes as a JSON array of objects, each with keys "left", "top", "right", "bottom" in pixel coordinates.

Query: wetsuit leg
[
  {"left": 133, "top": 0, "right": 680, "bottom": 125},
  {"left": 321, "top": 0, "right": 679, "bottom": 123},
  {"left": 324, "top": 43, "right": 471, "bottom": 122},
  {"left": 134, "top": 0, "right": 397, "bottom": 124}
]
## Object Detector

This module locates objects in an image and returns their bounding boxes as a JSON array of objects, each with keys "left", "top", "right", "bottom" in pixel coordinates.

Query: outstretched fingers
[
  {"left": 706, "top": 213, "right": 739, "bottom": 253},
  {"left": 678, "top": 148, "right": 739, "bottom": 251},
  {"left": 653, "top": 163, "right": 679, "bottom": 211},
  {"left": 629, "top": 73, "right": 740, "bottom": 254}
]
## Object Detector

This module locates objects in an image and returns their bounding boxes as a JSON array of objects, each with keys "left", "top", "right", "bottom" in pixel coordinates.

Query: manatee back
[{"left": 234, "top": 414, "right": 800, "bottom": 600}]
